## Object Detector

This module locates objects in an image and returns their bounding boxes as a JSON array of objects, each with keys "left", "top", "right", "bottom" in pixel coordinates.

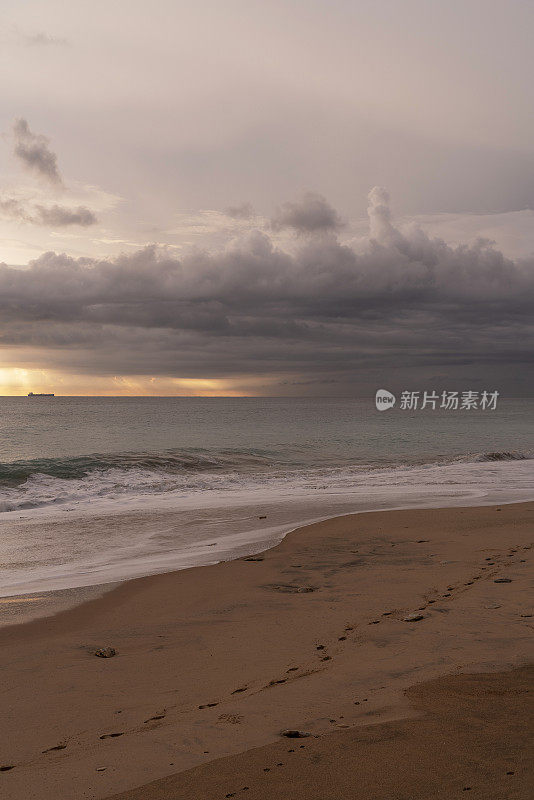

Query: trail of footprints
[
  {"left": 217, "top": 540, "right": 531, "bottom": 799},
  {"left": 2, "top": 541, "right": 530, "bottom": 776}
]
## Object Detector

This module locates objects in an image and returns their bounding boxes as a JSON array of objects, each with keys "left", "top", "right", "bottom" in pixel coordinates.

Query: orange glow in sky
[{"left": 0, "top": 367, "right": 273, "bottom": 396}]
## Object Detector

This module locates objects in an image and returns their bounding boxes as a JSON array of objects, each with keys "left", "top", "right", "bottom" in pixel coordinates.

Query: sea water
[{"left": 0, "top": 396, "right": 532, "bottom": 597}]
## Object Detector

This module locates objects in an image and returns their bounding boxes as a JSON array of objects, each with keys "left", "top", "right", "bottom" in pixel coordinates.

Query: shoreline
[
  {"left": 0, "top": 501, "right": 532, "bottom": 799},
  {"left": 2, "top": 452, "right": 533, "bottom": 604},
  {"left": 2, "top": 491, "right": 533, "bottom": 624}
]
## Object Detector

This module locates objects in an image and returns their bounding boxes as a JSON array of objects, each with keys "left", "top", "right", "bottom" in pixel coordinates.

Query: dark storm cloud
[
  {"left": 271, "top": 192, "right": 343, "bottom": 233},
  {"left": 13, "top": 118, "right": 63, "bottom": 185},
  {"left": 0, "top": 197, "right": 97, "bottom": 227},
  {"left": 1, "top": 189, "right": 533, "bottom": 388}
]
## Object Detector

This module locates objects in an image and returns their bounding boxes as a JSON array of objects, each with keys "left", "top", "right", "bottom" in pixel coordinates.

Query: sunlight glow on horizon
[{"left": 0, "top": 367, "right": 272, "bottom": 396}]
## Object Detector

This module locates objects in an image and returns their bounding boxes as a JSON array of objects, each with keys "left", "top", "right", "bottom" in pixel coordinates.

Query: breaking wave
[
  {"left": 0, "top": 446, "right": 532, "bottom": 515},
  {"left": 474, "top": 451, "right": 530, "bottom": 462},
  {"left": 0, "top": 449, "right": 278, "bottom": 487}
]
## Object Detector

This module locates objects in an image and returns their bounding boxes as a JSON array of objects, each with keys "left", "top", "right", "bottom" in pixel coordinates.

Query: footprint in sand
[
  {"left": 231, "top": 686, "right": 248, "bottom": 694},
  {"left": 198, "top": 702, "right": 219, "bottom": 709},
  {"left": 0, "top": 765, "right": 15, "bottom": 771},
  {"left": 99, "top": 732, "right": 124, "bottom": 739},
  {"left": 42, "top": 744, "right": 67, "bottom": 753},
  {"left": 144, "top": 714, "right": 165, "bottom": 723}
]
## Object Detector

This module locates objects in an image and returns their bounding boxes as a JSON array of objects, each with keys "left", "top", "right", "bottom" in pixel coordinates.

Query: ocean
[{"left": 0, "top": 396, "right": 533, "bottom": 599}]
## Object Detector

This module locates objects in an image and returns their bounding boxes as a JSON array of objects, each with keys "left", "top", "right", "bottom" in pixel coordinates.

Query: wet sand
[{"left": 0, "top": 502, "right": 532, "bottom": 799}]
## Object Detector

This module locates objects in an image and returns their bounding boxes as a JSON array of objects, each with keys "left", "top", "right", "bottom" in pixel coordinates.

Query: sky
[{"left": 0, "top": 0, "right": 533, "bottom": 395}]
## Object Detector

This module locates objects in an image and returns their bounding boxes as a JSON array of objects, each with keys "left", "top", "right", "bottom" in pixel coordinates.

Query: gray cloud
[
  {"left": 271, "top": 192, "right": 344, "bottom": 233},
  {"left": 0, "top": 197, "right": 97, "bottom": 227},
  {"left": 23, "top": 32, "right": 68, "bottom": 47},
  {"left": 224, "top": 202, "right": 255, "bottom": 220},
  {"left": 8, "top": 25, "right": 68, "bottom": 47},
  {"left": 34, "top": 204, "right": 96, "bottom": 226},
  {"left": 0, "top": 189, "right": 532, "bottom": 390},
  {"left": 0, "top": 198, "right": 26, "bottom": 220},
  {"left": 13, "top": 118, "right": 63, "bottom": 186}
]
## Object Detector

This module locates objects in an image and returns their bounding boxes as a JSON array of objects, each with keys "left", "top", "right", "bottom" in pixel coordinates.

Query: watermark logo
[
  {"left": 375, "top": 389, "right": 499, "bottom": 411},
  {"left": 375, "top": 389, "right": 396, "bottom": 411}
]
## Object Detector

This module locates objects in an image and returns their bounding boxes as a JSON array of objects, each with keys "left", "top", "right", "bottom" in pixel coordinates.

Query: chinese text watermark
[{"left": 375, "top": 389, "right": 499, "bottom": 411}]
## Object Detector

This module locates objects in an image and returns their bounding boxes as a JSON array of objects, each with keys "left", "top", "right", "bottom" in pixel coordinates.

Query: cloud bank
[{"left": 0, "top": 189, "right": 532, "bottom": 392}]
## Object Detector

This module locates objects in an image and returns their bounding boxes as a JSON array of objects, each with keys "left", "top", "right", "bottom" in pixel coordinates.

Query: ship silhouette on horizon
[{"left": 27, "top": 392, "right": 55, "bottom": 397}]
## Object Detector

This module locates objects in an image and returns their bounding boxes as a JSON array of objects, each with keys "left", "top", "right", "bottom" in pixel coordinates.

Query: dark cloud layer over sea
[{"left": 1, "top": 189, "right": 533, "bottom": 393}]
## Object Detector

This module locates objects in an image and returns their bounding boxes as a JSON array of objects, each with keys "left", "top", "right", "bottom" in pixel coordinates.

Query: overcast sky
[{"left": 0, "top": 0, "right": 533, "bottom": 395}]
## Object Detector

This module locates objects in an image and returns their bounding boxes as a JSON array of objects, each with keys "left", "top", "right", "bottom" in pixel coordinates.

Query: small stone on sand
[
  {"left": 404, "top": 613, "right": 424, "bottom": 622},
  {"left": 94, "top": 647, "right": 116, "bottom": 658},
  {"left": 280, "top": 729, "right": 310, "bottom": 738},
  {"left": 266, "top": 584, "right": 316, "bottom": 593}
]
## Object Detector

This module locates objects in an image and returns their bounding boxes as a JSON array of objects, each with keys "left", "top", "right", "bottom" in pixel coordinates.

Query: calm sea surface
[{"left": 0, "top": 397, "right": 532, "bottom": 599}]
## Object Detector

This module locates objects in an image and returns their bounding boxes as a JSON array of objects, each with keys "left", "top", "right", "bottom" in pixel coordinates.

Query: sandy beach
[{"left": 0, "top": 502, "right": 532, "bottom": 799}]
